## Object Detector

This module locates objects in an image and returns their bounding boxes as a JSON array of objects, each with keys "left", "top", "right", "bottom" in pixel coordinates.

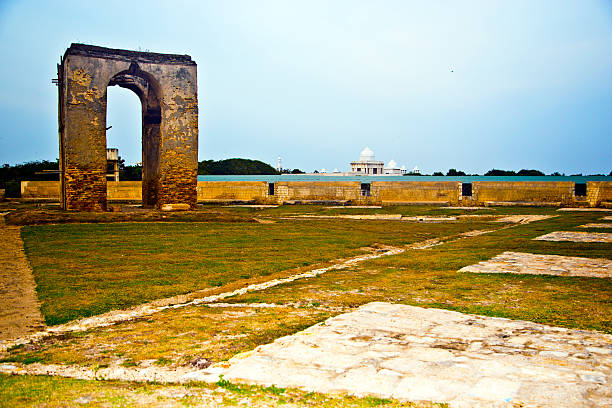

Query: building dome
[
  {"left": 385, "top": 159, "right": 398, "bottom": 169},
  {"left": 359, "top": 147, "right": 375, "bottom": 162}
]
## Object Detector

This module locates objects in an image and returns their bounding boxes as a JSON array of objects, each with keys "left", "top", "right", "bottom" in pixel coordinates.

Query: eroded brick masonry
[{"left": 58, "top": 43, "right": 198, "bottom": 211}]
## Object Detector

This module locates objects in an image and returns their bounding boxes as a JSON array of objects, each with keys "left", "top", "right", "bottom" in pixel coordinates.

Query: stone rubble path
[
  {"left": 0, "top": 216, "right": 45, "bottom": 343},
  {"left": 558, "top": 208, "right": 612, "bottom": 212},
  {"left": 534, "top": 231, "right": 612, "bottom": 243},
  {"left": 459, "top": 251, "right": 612, "bottom": 278},
  {"left": 323, "top": 206, "right": 383, "bottom": 209},
  {"left": 579, "top": 223, "right": 612, "bottom": 228},
  {"left": 494, "top": 214, "right": 553, "bottom": 224},
  {"left": 443, "top": 206, "right": 488, "bottom": 210},
  {"left": 200, "top": 302, "right": 612, "bottom": 408},
  {"left": 287, "top": 214, "right": 554, "bottom": 224}
]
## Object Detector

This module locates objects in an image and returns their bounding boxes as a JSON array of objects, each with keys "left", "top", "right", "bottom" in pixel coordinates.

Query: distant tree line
[
  {"left": 198, "top": 158, "right": 279, "bottom": 175},
  {"left": 0, "top": 160, "right": 59, "bottom": 196},
  {"left": 412, "top": 168, "right": 612, "bottom": 177}
]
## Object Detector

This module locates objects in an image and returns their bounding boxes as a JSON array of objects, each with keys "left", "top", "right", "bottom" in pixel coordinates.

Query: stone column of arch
[{"left": 57, "top": 43, "right": 198, "bottom": 211}]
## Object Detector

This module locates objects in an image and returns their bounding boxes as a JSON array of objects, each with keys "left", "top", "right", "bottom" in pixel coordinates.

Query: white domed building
[
  {"left": 350, "top": 147, "right": 384, "bottom": 175},
  {"left": 383, "top": 159, "right": 406, "bottom": 175}
]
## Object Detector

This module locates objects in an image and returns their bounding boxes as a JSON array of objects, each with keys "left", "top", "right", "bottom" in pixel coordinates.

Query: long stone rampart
[
  {"left": 471, "top": 181, "right": 574, "bottom": 206},
  {"left": 197, "top": 181, "right": 268, "bottom": 202},
  {"left": 587, "top": 181, "right": 612, "bottom": 208},
  {"left": 372, "top": 181, "right": 461, "bottom": 205},
  {"left": 19, "top": 180, "right": 612, "bottom": 207}
]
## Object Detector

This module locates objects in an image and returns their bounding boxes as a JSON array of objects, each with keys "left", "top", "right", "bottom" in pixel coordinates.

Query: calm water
[{"left": 198, "top": 175, "right": 612, "bottom": 182}]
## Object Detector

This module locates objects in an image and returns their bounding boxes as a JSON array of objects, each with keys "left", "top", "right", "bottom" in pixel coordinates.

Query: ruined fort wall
[
  {"left": 21, "top": 181, "right": 61, "bottom": 200},
  {"left": 107, "top": 181, "right": 142, "bottom": 200},
  {"left": 197, "top": 181, "right": 268, "bottom": 202},
  {"left": 371, "top": 181, "right": 461, "bottom": 205},
  {"left": 471, "top": 181, "right": 574, "bottom": 206},
  {"left": 587, "top": 181, "right": 612, "bottom": 207},
  {"left": 20, "top": 180, "right": 612, "bottom": 207},
  {"left": 274, "top": 182, "right": 362, "bottom": 203}
]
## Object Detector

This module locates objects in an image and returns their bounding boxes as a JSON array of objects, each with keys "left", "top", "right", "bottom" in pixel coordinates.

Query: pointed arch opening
[{"left": 107, "top": 63, "right": 163, "bottom": 207}]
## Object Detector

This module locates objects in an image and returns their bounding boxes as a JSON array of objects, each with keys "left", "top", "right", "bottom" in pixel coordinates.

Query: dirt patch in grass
[{"left": 0, "top": 220, "right": 45, "bottom": 341}]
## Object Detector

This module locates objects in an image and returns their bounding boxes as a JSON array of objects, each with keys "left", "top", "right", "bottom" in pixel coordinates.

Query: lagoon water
[{"left": 197, "top": 175, "right": 611, "bottom": 183}]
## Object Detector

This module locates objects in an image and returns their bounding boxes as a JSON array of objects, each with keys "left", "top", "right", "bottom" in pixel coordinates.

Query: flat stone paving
[
  {"left": 206, "top": 302, "right": 611, "bottom": 408},
  {"left": 459, "top": 251, "right": 612, "bottom": 278},
  {"left": 534, "top": 231, "right": 612, "bottom": 243}
]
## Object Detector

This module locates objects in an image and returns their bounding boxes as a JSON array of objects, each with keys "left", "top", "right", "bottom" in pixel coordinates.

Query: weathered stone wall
[
  {"left": 21, "top": 180, "right": 612, "bottom": 207},
  {"left": 587, "top": 181, "right": 612, "bottom": 207},
  {"left": 471, "top": 181, "right": 574, "bottom": 206},
  {"left": 107, "top": 181, "right": 142, "bottom": 201},
  {"left": 371, "top": 181, "right": 461, "bottom": 205},
  {"left": 197, "top": 181, "right": 268, "bottom": 202},
  {"left": 21, "top": 181, "right": 61, "bottom": 200},
  {"left": 274, "top": 182, "right": 363, "bottom": 203},
  {"left": 59, "top": 44, "right": 198, "bottom": 211}
]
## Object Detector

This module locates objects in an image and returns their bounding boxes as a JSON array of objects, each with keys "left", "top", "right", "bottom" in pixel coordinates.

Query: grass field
[
  {"left": 2, "top": 204, "right": 610, "bottom": 407},
  {"left": 232, "top": 212, "right": 612, "bottom": 332},
  {"left": 21, "top": 214, "right": 496, "bottom": 325}
]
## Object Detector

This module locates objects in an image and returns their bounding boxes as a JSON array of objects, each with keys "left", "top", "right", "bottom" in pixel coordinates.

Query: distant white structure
[
  {"left": 277, "top": 156, "right": 281, "bottom": 173},
  {"left": 412, "top": 165, "right": 420, "bottom": 174},
  {"left": 383, "top": 159, "right": 406, "bottom": 175},
  {"left": 350, "top": 147, "right": 384, "bottom": 175},
  {"left": 106, "top": 148, "right": 119, "bottom": 182},
  {"left": 321, "top": 168, "right": 327, "bottom": 173}
]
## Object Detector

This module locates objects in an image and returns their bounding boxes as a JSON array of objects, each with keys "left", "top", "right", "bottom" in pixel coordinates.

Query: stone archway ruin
[{"left": 57, "top": 43, "right": 198, "bottom": 211}]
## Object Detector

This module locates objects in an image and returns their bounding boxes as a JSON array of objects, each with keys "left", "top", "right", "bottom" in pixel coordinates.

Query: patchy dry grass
[
  {"left": 1, "top": 306, "right": 331, "bottom": 368},
  {"left": 22, "top": 218, "right": 494, "bottom": 325},
  {"left": 0, "top": 373, "right": 446, "bottom": 407},
  {"left": 230, "top": 212, "right": 612, "bottom": 332}
]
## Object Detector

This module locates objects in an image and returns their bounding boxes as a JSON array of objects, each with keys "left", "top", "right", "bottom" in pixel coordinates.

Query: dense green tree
[
  {"left": 446, "top": 168, "right": 466, "bottom": 176},
  {"left": 198, "top": 158, "right": 278, "bottom": 175},
  {"left": 485, "top": 169, "right": 515, "bottom": 176},
  {"left": 120, "top": 165, "right": 142, "bottom": 180},
  {"left": 517, "top": 169, "right": 545, "bottom": 176},
  {"left": 0, "top": 160, "right": 59, "bottom": 196},
  {"left": 432, "top": 171, "right": 444, "bottom": 176}
]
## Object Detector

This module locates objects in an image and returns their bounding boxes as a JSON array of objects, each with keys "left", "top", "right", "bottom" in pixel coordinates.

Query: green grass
[
  {"left": 230, "top": 212, "right": 612, "bottom": 332},
  {"left": 22, "top": 219, "right": 493, "bottom": 325},
  {"left": 0, "top": 374, "right": 444, "bottom": 407}
]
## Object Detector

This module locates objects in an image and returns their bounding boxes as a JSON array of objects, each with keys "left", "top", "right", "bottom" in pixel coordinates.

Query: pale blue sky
[{"left": 0, "top": 0, "right": 610, "bottom": 174}]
